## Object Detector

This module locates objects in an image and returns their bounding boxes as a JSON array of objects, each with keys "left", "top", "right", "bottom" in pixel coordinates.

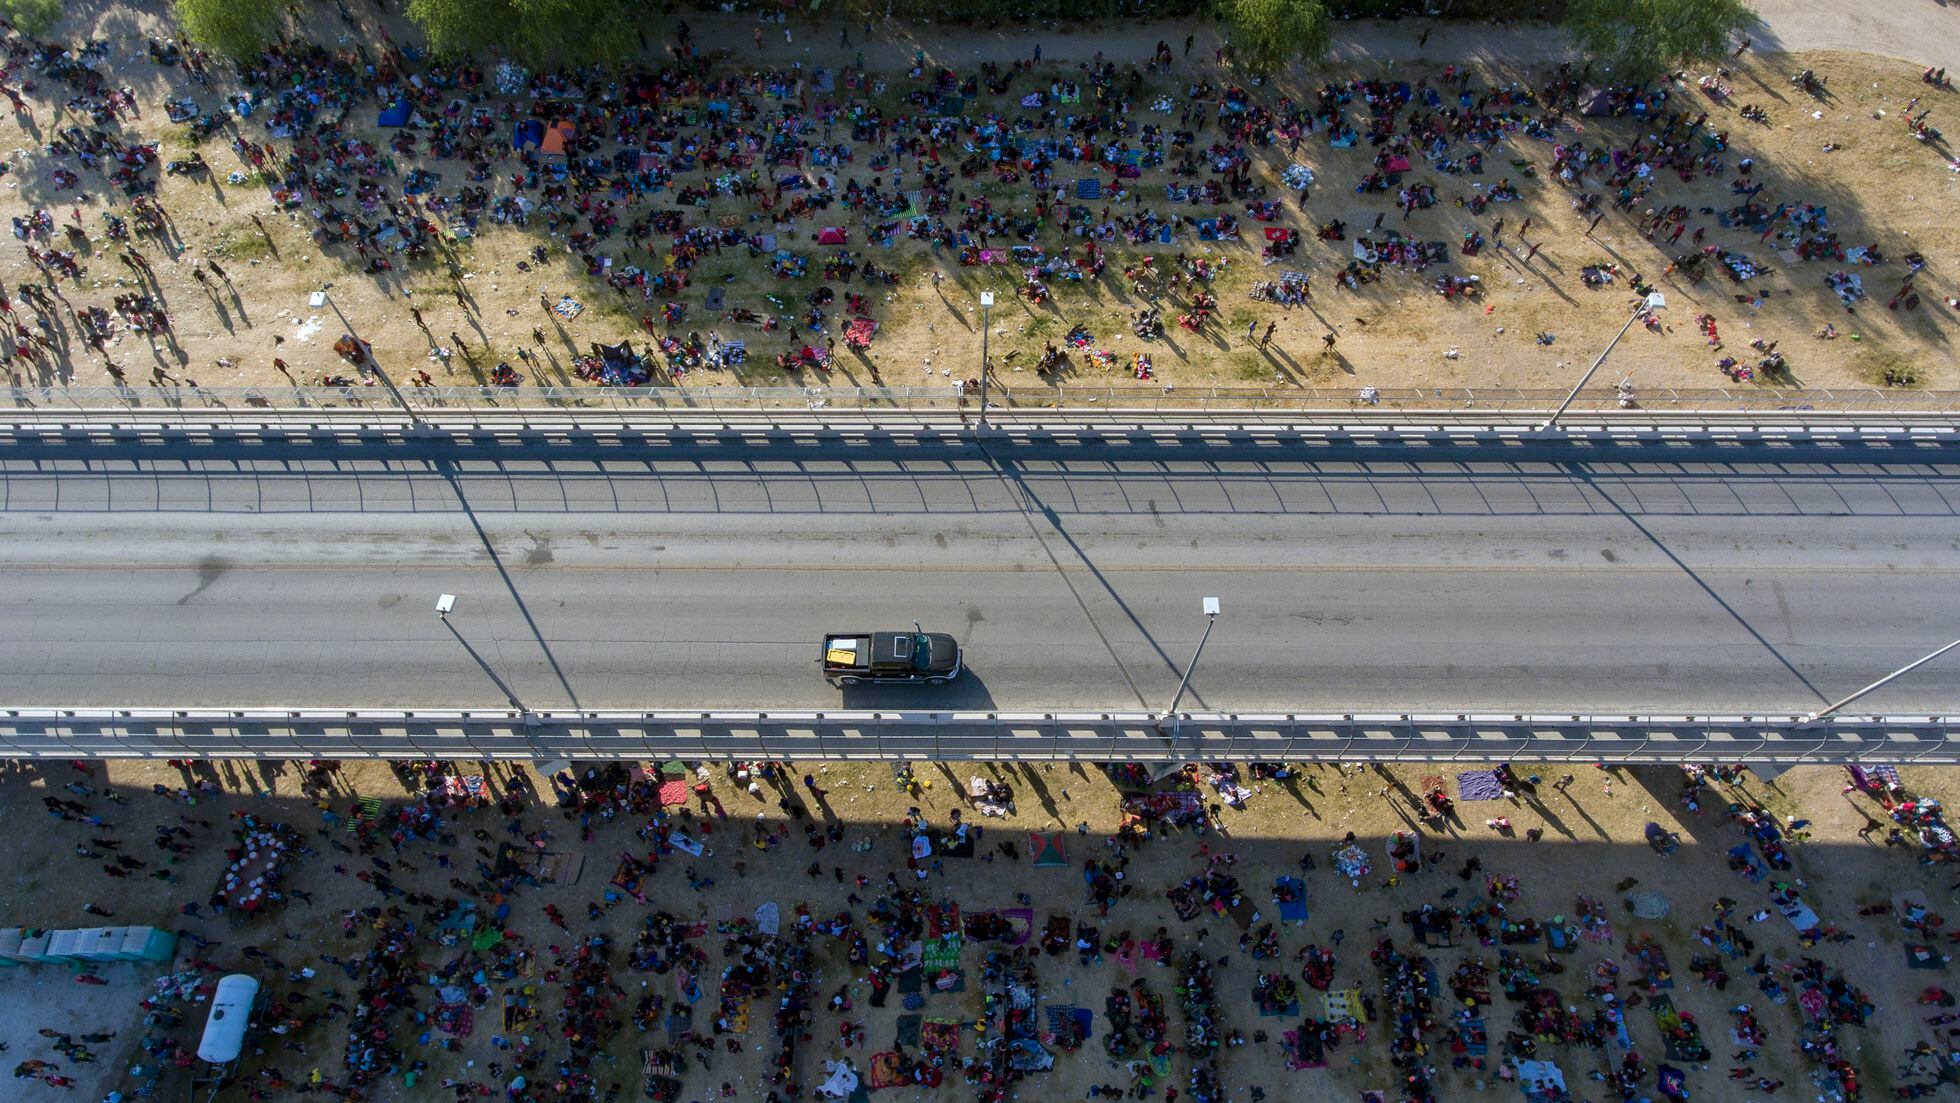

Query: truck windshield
[{"left": 912, "top": 633, "right": 932, "bottom": 670}]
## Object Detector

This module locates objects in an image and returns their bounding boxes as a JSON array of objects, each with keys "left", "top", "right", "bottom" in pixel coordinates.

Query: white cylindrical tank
[{"left": 197, "top": 974, "right": 260, "bottom": 1064}]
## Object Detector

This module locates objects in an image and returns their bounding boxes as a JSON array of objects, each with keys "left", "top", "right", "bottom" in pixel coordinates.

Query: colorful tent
[
  {"left": 540, "top": 120, "right": 575, "bottom": 162},
  {"left": 1028, "top": 831, "right": 1067, "bottom": 868}
]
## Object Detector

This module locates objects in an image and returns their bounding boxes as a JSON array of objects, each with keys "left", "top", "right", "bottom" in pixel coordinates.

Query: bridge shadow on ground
[{"left": 0, "top": 757, "right": 1953, "bottom": 1101}]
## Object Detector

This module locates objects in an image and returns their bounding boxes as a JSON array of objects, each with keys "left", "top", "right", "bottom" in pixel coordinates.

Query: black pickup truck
[{"left": 819, "top": 625, "right": 963, "bottom": 686}]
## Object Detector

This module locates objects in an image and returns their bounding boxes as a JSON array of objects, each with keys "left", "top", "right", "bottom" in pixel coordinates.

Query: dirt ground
[
  {"left": 3, "top": 756, "right": 1956, "bottom": 1103},
  {"left": 3, "top": 4, "right": 1956, "bottom": 406}
]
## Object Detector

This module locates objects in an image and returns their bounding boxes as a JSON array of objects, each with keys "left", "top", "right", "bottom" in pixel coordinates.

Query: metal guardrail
[
  {"left": 5, "top": 384, "right": 1959, "bottom": 416},
  {"left": 2, "top": 709, "right": 1952, "bottom": 764}
]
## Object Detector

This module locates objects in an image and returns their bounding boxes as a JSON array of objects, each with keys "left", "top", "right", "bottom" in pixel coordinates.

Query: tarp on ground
[
  {"left": 1517, "top": 1059, "right": 1567, "bottom": 1102},
  {"left": 378, "top": 99, "right": 413, "bottom": 127},
  {"left": 1028, "top": 831, "right": 1068, "bottom": 868},
  {"left": 1007, "top": 1038, "right": 1053, "bottom": 1071},
  {"left": 1629, "top": 891, "right": 1671, "bottom": 920},
  {"left": 1906, "top": 944, "right": 1948, "bottom": 970},
  {"left": 1275, "top": 876, "right": 1308, "bottom": 923},
  {"left": 820, "top": 1061, "right": 861, "bottom": 1097}
]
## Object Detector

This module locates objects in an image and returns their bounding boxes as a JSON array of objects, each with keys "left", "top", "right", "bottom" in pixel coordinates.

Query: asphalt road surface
[{"left": 0, "top": 434, "right": 1956, "bottom": 714}]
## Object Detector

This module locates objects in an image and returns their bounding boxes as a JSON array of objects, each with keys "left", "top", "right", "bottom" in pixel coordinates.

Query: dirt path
[
  {"left": 681, "top": 1, "right": 1960, "bottom": 73},
  {"left": 1746, "top": 0, "right": 1960, "bottom": 73}
]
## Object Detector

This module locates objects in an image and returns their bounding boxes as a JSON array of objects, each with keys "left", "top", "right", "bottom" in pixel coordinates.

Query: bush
[
  {"left": 174, "top": 0, "right": 283, "bottom": 60},
  {"left": 1563, "top": 0, "right": 1754, "bottom": 80},
  {"left": 0, "top": 0, "right": 64, "bottom": 38}
]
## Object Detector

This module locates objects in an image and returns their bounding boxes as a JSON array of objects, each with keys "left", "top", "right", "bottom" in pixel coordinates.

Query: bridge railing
[
  {"left": 2, "top": 709, "right": 1952, "bottom": 764},
  {"left": 6, "top": 383, "right": 1959, "bottom": 417}
]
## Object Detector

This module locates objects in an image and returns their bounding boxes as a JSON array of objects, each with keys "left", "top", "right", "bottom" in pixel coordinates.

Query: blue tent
[
  {"left": 377, "top": 99, "right": 412, "bottom": 128},
  {"left": 512, "top": 119, "right": 545, "bottom": 151}
]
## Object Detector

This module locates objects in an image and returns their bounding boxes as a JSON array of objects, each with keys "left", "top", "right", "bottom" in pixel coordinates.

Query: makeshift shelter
[
  {"left": 1579, "top": 88, "right": 1615, "bottom": 116},
  {"left": 590, "top": 340, "right": 648, "bottom": 386},
  {"left": 511, "top": 119, "right": 545, "bottom": 151},
  {"left": 539, "top": 120, "right": 575, "bottom": 163},
  {"left": 197, "top": 974, "right": 260, "bottom": 1064},
  {"left": 817, "top": 227, "right": 848, "bottom": 245},
  {"left": 377, "top": 99, "right": 413, "bottom": 128},
  {"left": 1027, "top": 831, "right": 1068, "bottom": 868}
]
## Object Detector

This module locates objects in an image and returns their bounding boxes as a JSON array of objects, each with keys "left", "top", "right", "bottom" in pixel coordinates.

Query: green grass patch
[{"left": 208, "top": 230, "right": 275, "bottom": 263}]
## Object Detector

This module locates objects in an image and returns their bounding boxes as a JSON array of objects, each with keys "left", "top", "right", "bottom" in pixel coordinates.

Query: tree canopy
[
  {"left": 1222, "top": 0, "right": 1333, "bottom": 76},
  {"left": 1563, "top": 0, "right": 1756, "bottom": 81},
  {"left": 406, "top": 0, "right": 643, "bottom": 67},
  {"left": 0, "top": 0, "right": 63, "bottom": 39},
  {"left": 173, "top": 0, "right": 282, "bottom": 60}
]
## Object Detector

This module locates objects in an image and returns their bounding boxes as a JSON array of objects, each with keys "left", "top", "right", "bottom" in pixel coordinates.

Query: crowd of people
[
  {"left": 7, "top": 755, "right": 1959, "bottom": 1103},
  {"left": 0, "top": 16, "right": 1946, "bottom": 394}
]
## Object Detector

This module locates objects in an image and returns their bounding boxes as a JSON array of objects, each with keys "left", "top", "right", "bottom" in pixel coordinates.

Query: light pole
[
  {"left": 976, "top": 290, "right": 995, "bottom": 433},
  {"left": 1541, "top": 290, "right": 1665, "bottom": 432},
  {"left": 313, "top": 288, "right": 419, "bottom": 425},
  {"left": 1796, "top": 635, "right": 1960, "bottom": 727},
  {"left": 1164, "top": 596, "right": 1222, "bottom": 739}
]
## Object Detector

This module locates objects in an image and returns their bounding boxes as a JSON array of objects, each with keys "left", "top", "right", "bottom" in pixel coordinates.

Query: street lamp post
[
  {"left": 976, "top": 291, "right": 995, "bottom": 433},
  {"left": 1165, "top": 596, "right": 1222, "bottom": 739},
  {"left": 1541, "top": 291, "right": 1665, "bottom": 432},
  {"left": 1796, "top": 635, "right": 1960, "bottom": 726}
]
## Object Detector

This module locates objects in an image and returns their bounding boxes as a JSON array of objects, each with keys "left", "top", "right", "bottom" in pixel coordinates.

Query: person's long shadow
[
  {"left": 1018, "top": 763, "right": 1065, "bottom": 827},
  {"left": 1559, "top": 792, "right": 1611, "bottom": 840},
  {"left": 1524, "top": 793, "right": 1580, "bottom": 840},
  {"left": 1375, "top": 762, "right": 1422, "bottom": 812},
  {"left": 1274, "top": 774, "right": 1323, "bottom": 820},
  {"left": 1575, "top": 464, "right": 1831, "bottom": 706},
  {"left": 434, "top": 456, "right": 581, "bottom": 709}
]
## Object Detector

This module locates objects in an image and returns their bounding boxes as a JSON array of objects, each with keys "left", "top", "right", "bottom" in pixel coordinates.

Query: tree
[
  {"left": 1564, "top": 0, "right": 1755, "bottom": 81},
  {"left": 406, "top": 0, "right": 642, "bottom": 67},
  {"left": 0, "top": 0, "right": 64, "bottom": 39},
  {"left": 173, "top": 0, "right": 283, "bottom": 60},
  {"left": 1222, "top": 0, "right": 1332, "bottom": 76}
]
